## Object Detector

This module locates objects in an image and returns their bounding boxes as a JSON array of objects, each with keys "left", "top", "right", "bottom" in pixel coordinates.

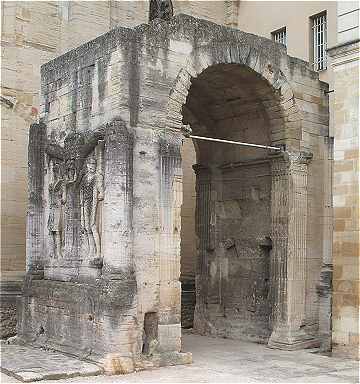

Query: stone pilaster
[
  {"left": 102, "top": 119, "right": 134, "bottom": 277},
  {"left": 158, "top": 131, "right": 183, "bottom": 352},
  {"left": 26, "top": 121, "right": 47, "bottom": 277},
  {"left": 192, "top": 164, "right": 212, "bottom": 333},
  {"left": 268, "top": 151, "right": 317, "bottom": 350}
]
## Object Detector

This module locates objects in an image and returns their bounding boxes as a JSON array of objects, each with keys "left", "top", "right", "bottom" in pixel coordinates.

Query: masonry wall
[{"left": 329, "top": 1, "right": 360, "bottom": 360}]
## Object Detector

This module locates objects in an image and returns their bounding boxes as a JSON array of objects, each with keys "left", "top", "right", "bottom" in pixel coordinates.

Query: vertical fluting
[
  {"left": 269, "top": 152, "right": 312, "bottom": 346},
  {"left": 26, "top": 122, "right": 47, "bottom": 275}
]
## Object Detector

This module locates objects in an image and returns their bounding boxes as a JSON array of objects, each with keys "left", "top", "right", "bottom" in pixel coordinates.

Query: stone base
[
  {"left": 79, "top": 264, "right": 102, "bottom": 280},
  {"left": 0, "top": 280, "right": 23, "bottom": 339},
  {"left": 152, "top": 351, "right": 193, "bottom": 368},
  {"left": 44, "top": 265, "right": 79, "bottom": 281},
  {"left": 17, "top": 276, "right": 138, "bottom": 360},
  {"left": 332, "top": 344, "right": 360, "bottom": 361},
  {"left": 268, "top": 328, "right": 320, "bottom": 351},
  {"left": 104, "top": 351, "right": 193, "bottom": 375}
]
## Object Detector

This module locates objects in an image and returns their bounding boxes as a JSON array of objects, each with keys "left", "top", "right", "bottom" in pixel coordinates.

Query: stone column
[
  {"left": 192, "top": 164, "right": 212, "bottom": 333},
  {"left": 158, "top": 131, "right": 183, "bottom": 352},
  {"left": 26, "top": 121, "right": 47, "bottom": 277},
  {"left": 268, "top": 151, "right": 317, "bottom": 350}
]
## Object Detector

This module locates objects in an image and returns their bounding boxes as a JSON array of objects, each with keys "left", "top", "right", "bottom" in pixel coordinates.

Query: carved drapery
[
  {"left": 268, "top": 151, "right": 315, "bottom": 349},
  {"left": 26, "top": 119, "right": 134, "bottom": 280},
  {"left": 78, "top": 142, "right": 105, "bottom": 262},
  {"left": 43, "top": 130, "right": 106, "bottom": 279},
  {"left": 47, "top": 158, "right": 66, "bottom": 259},
  {"left": 149, "top": 0, "right": 173, "bottom": 22}
]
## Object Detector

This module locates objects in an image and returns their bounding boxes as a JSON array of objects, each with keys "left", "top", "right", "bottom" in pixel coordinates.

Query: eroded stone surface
[{"left": 0, "top": 344, "right": 102, "bottom": 382}]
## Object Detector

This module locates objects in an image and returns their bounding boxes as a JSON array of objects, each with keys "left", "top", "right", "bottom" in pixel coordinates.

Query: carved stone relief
[
  {"left": 149, "top": 0, "right": 173, "bottom": 22},
  {"left": 78, "top": 142, "right": 104, "bottom": 261},
  {"left": 44, "top": 129, "right": 106, "bottom": 266},
  {"left": 47, "top": 159, "right": 66, "bottom": 258}
]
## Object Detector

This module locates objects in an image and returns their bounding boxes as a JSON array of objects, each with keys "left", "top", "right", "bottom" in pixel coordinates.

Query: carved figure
[
  {"left": 79, "top": 156, "right": 104, "bottom": 259},
  {"left": 48, "top": 160, "right": 66, "bottom": 258},
  {"left": 64, "top": 159, "right": 77, "bottom": 186},
  {"left": 149, "top": 0, "right": 173, "bottom": 22}
]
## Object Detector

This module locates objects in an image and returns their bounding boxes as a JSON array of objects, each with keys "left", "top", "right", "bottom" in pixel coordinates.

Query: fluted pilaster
[
  {"left": 268, "top": 151, "right": 318, "bottom": 350},
  {"left": 158, "top": 131, "right": 183, "bottom": 352},
  {"left": 26, "top": 122, "right": 47, "bottom": 277}
]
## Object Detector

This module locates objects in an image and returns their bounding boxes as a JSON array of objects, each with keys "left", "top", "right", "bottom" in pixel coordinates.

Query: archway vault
[
  {"left": 166, "top": 45, "right": 303, "bottom": 152},
  {"left": 20, "top": 14, "right": 331, "bottom": 370},
  {"left": 171, "top": 58, "right": 317, "bottom": 348},
  {"left": 161, "top": 15, "right": 330, "bottom": 351}
]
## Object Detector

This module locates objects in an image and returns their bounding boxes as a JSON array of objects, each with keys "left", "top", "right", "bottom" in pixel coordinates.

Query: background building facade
[
  {"left": 328, "top": 1, "right": 359, "bottom": 359},
  {"left": 1, "top": 0, "right": 359, "bottom": 359}
]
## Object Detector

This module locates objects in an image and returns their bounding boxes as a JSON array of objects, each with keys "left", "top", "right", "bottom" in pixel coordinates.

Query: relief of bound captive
[
  {"left": 79, "top": 143, "right": 104, "bottom": 261},
  {"left": 48, "top": 160, "right": 66, "bottom": 258},
  {"left": 46, "top": 135, "right": 104, "bottom": 263}
]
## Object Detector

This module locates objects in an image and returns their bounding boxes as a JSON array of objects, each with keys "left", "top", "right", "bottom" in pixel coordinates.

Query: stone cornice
[
  {"left": 327, "top": 38, "right": 360, "bottom": 56},
  {"left": 327, "top": 39, "right": 360, "bottom": 66},
  {"left": 269, "top": 151, "right": 313, "bottom": 165}
]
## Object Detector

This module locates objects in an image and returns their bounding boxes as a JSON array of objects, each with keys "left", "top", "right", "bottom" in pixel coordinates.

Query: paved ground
[
  {"left": 1, "top": 333, "right": 359, "bottom": 383},
  {"left": 0, "top": 343, "right": 101, "bottom": 382}
]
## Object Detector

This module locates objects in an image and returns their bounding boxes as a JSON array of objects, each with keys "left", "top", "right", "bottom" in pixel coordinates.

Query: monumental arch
[{"left": 18, "top": 15, "right": 331, "bottom": 372}]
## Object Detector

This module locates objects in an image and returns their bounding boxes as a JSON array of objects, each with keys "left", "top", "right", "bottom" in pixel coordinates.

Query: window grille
[
  {"left": 312, "top": 12, "right": 327, "bottom": 71},
  {"left": 272, "top": 27, "right": 287, "bottom": 46}
]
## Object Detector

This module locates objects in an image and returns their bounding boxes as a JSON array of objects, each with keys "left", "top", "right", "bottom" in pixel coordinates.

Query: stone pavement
[
  {"left": 0, "top": 343, "right": 102, "bottom": 382},
  {"left": 1, "top": 332, "right": 359, "bottom": 383}
]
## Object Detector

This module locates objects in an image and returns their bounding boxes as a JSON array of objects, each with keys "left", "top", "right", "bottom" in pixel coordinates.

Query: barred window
[
  {"left": 311, "top": 12, "right": 327, "bottom": 71},
  {"left": 272, "top": 27, "right": 287, "bottom": 46}
]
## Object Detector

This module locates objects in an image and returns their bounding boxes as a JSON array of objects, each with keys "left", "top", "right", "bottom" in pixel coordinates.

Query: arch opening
[{"left": 180, "top": 63, "right": 285, "bottom": 343}]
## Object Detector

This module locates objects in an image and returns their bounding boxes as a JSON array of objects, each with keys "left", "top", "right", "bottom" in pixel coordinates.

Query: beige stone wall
[
  {"left": 1, "top": 1, "right": 55, "bottom": 281},
  {"left": 330, "top": 41, "right": 359, "bottom": 360},
  {"left": 328, "top": 0, "right": 359, "bottom": 359}
]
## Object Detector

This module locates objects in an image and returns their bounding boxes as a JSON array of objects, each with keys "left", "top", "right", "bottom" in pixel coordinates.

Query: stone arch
[
  {"left": 163, "top": 40, "right": 319, "bottom": 349},
  {"left": 166, "top": 43, "right": 302, "bottom": 150}
]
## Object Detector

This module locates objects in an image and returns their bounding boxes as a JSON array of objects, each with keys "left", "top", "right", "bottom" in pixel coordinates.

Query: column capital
[
  {"left": 286, "top": 151, "right": 313, "bottom": 165},
  {"left": 269, "top": 150, "right": 313, "bottom": 164},
  {"left": 159, "top": 130, "right": 183, "bottom": 156}
]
